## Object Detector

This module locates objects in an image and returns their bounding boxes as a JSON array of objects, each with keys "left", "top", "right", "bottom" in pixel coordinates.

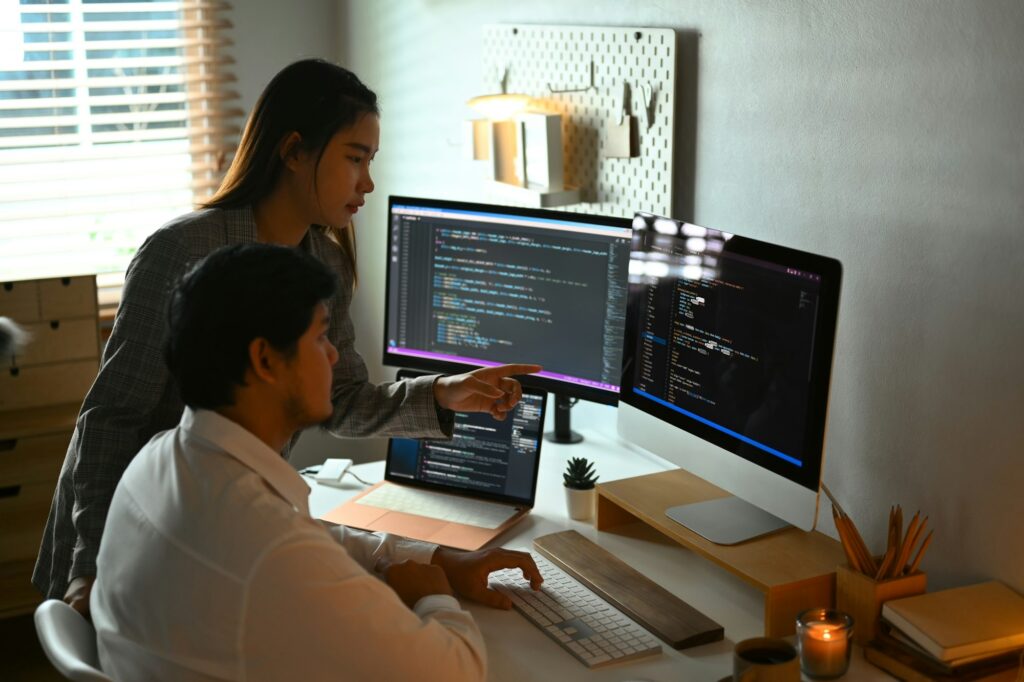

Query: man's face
[{"left": 281, "top": 302, "right": 337, "bottom": 427}]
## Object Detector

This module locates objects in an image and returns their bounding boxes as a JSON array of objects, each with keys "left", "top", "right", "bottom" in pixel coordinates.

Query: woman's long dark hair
[{"left": 203, "top": 59, "right": 379, "bottom": 284}]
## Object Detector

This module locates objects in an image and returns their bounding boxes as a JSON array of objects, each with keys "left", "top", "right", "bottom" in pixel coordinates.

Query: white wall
[
  {"left": 334, "top": 0, "right": 1024, "bottom": 591},
  {"left": 232, "top": 0, "right": 337, "bottom": 114}
]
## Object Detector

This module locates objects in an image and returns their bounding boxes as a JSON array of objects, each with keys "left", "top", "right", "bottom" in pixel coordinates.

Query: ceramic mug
[{"left": 733, "top": 637, "right": 800, "bottom": 681}]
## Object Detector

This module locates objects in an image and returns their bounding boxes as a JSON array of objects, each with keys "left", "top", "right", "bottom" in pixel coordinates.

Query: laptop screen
[{"left": 385, "top": 389, "right": 547, "bottom": 507}]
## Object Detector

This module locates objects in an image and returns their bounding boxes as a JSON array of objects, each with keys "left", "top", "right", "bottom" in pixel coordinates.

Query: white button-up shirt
[{"left": 91, "top": 408, "right": 486, "bottom": 681}]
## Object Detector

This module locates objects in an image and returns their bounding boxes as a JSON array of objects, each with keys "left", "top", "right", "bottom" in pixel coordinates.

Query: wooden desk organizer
[
  {"left": 596, "top": 470, "right": 847, "bottom": 637},
  {"left": 835, "top": 563, "right": 926, "bottom": 645},
  {"left": 534, "top": 530, "right": 723, "bottom": 649}
]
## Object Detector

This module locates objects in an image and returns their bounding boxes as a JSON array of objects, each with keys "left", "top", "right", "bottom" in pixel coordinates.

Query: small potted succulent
[{"left": 563, "top": 456, "right": 599, "bottom": 521}]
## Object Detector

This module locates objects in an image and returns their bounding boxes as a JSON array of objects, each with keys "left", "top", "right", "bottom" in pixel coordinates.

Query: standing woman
[{"left": 33, "top": 59, "right": 539, "bottom": 614}]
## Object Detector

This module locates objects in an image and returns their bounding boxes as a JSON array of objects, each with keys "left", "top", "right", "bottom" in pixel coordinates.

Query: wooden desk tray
[
  {"left": 597, "top": 470, "right": 848, "bottom": 637},
  {"left": 534, "top": 530, "right": 724, "bottom": 649}
]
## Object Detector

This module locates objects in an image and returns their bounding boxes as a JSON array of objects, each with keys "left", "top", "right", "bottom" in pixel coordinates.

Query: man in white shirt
[{"left": 91, "top": 244, "right": 543, "bottom": 681}]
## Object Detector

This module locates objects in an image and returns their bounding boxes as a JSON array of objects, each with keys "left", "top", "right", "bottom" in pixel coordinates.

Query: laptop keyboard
[
  {"left": 489, "top": 553, "right": 663, "bottom": 669},
  {"left": 356, "top": 484, "right": 518, "bottom": 529}
]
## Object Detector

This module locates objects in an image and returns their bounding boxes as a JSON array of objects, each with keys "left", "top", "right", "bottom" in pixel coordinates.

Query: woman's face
[{"left": 306, "top": 113, "right": 379, "bottom": 228}]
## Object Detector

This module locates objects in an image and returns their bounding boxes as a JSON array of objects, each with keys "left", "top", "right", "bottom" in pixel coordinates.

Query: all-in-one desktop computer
[{"left": 618, "top": 212, "right": 842, "bottom": 543}]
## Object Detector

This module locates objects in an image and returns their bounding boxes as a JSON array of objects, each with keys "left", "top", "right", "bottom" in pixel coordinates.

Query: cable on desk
[
  {"left": 346, "top": 469, "right": 374, "bottom": 486},
  {"left": 299, "top": 464, "right": 375, "bottom": 487}
]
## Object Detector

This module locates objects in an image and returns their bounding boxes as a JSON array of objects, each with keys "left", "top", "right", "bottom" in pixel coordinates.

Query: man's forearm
[{"left": 326, "top": 525, "right": 438, "bottom": 572}]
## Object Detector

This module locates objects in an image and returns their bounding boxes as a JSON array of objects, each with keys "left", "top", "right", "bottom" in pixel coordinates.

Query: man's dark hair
[{"left": 165, "top": 243, "right": 337, "bottom": 410}]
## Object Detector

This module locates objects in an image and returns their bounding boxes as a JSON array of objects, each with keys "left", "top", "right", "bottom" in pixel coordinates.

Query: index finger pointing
[{"left": 478, "top": 364, "right": 543, "bottom": 378}]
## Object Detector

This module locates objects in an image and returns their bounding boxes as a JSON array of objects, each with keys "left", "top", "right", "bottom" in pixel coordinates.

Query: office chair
[{"left": 33, "top": 599, "right": 112, "bottom": 681}]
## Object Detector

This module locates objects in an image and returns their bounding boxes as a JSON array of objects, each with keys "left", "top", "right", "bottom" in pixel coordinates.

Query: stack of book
[{"left": 865, "top": 581, "right": 1024, "bottom": 681}]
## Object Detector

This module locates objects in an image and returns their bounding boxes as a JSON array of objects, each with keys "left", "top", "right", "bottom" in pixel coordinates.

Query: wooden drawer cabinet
[
  {"left": 0, "top": 360, "right": 99, "bottom": 411},
  {"left": 0, "top": 274, "right": 98, "bottom": 618},
  {"left": 0, "top": 276, "right": 97, "bottom": 323},
  {"left": 0, "top": 406, "right": 79, "bottom": 618},
  {"left": 0, "top": 280, "right": 40, "bottom": 322},
  {"left": 38, "top": 277, "right": 98, "bottom": 321},
  {"left": 0, "top": 432, "right": 70, "bottom": 484},
  {"left": 0, "top": 478, "right": 63, "bottom": 563},
  {"left": 18, "top": 319, "right": 100, "bottom": 367}
]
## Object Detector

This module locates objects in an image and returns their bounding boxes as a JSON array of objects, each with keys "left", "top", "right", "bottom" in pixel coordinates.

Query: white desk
[{"left": 310, "top": 401, "right": 890, "bottom": 681}]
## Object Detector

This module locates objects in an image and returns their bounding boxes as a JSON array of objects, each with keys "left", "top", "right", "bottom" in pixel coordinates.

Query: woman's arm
[
  {"left": 309, "top": 231, "right": 453, "bottom": 439},
  {"left": 327, "top": 350, "right": 451, "bottom": 438},
  {"left": 64, "top": 228, "right": 192, "bottom": 587}
]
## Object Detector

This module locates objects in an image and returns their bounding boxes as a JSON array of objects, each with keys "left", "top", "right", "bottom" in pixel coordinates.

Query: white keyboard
[
  {"left": 355, "top": 484, "right": 518, "bottom": 529},
  {"left": 489, "top": 553, "right": 663, "bottom": 669}
]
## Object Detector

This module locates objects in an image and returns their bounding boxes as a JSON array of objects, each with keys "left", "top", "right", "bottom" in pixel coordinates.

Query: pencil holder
[{"left": 835, "top": 563, "right": 926, "bottom": 645}]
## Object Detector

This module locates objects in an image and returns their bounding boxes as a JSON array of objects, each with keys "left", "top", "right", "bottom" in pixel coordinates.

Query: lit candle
[{"left": 797, "top": 609, "right": 853, "bottom": 679}]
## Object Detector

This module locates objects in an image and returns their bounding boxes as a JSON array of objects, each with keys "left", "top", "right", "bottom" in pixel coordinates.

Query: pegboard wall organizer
[{"left": 478, "top": 24, "right": 676, "bottom": 218}]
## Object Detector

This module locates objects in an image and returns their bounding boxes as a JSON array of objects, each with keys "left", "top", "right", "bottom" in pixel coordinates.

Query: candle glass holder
[{"left": 796, "top": 608, "right": 854, "bottom": 679}]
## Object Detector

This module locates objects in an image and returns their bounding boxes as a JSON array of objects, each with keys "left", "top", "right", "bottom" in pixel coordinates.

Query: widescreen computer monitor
[
  {"left": 383, "top": 196, "right": 632, "bottom": 440},
  {"left": 617, "top": 213, "right": 842, "bottom": 544}
]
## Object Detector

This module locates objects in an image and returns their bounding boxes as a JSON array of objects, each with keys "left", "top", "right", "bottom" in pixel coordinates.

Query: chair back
[{"left": 33, "top": 599, "right": 113, "bottom": 681}]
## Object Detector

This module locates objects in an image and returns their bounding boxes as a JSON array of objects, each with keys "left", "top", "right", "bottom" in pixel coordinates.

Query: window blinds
[{"left": 0, "top": 0, "right": 240, "bottom": 284}]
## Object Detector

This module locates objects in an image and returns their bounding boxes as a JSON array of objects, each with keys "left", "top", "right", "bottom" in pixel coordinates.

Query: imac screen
[{"left": 620, "top": 214, "right": 842, "bottom": 492}]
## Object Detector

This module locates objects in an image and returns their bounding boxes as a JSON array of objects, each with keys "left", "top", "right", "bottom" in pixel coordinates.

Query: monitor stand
[
  {"left": 666, "top": 496, "right": 790, "bottom": 546},
  {"left": 544, "top": 393, "right": 583, "bottom": 444}
]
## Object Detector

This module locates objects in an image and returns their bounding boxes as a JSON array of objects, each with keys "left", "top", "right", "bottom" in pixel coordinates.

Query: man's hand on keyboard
[{"left": 432, "top": 547, "right": 544, "bottom": 609}]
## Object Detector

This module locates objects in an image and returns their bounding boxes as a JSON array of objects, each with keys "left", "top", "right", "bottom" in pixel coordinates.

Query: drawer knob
[
  {"left": 0, "top": 439, "right": 15, "bottom": 452},
  {"left": 8, "top": 366, "right": 18, "bottom": 377},
  {"left": 61, "top": 277, "right": 71, "bottom": 286},
  {"left": 0, "top": 484, "right": 21, "bottom": 499},
  {"left": 50, "top": 320, "right": 60, "bottom": 330},
  {"left": 2, "top": 282, "right": 12, "bottom": 292}
]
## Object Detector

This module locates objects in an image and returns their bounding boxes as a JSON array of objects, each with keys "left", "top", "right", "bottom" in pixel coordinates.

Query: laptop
[{"left": 322, "top": 383, "right": 547, "bottom": 551}]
